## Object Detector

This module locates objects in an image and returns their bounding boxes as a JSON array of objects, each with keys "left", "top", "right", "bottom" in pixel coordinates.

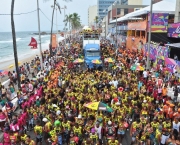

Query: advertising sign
[
  {"left": 128, "top": 21, "right": 146, "bottom": 30},
  {"left": 167, "top": 22, "right": 180, "bottom": 38},
  {"left": 148, "top": 13, "right": 169, "bottom": 32}
]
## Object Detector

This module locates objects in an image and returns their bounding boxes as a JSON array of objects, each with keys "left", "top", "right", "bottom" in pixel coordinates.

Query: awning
[
  {"left": 110, "top": 0, "right": 176, "bottom": 24},
  {"left": 166, "top": 43, "right": 180, "bottom": 48}
]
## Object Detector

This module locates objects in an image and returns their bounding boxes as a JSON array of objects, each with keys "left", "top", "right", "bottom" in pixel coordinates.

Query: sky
[
  {"left": 143, "top": 0, "right": 176, "bottom": 5},
  {"left": 0, "top": 0, "right": 176, "bottom": 32},
  {"left": 0, "top": 0, "right": 96, "bottom": 32}
]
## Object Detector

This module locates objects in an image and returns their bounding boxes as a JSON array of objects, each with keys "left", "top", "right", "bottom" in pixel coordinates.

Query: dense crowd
[{"left": 0, "top": 37, "right": 180, "bottom": 145}]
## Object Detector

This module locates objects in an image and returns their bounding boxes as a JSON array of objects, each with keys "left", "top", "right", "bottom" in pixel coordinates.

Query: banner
[
  {"left": 144, "top": 44, "right": 169, "bottom": 60},
  {"left": 165, "top": 58, "right": 177, "bottom": 72},
  {"left": 144, "top": 44, "right": 157, "bottom": 60},
  {"left": 167, "top": 22, "right": 180, "bottom": 38},
  {"left": 52, "top": 34, "right": 57, "bottom": 48},
  {"left": 148, "top": 13, "right": 169, "bottom": 33}
]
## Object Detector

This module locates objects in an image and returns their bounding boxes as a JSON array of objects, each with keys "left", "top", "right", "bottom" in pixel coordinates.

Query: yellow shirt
[{"left": 108, "top": 140, "right": 119, "bottom": 145}]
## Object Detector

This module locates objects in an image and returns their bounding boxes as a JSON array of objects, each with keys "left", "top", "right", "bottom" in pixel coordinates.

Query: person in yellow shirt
[
  {"left": 25, "top": 135, "right": 36, "bottom": 145},
  {"left": 34, "top": 120, "right": 43, "bottom": 145},
  {"left": 108, "top": 138, "right": 119, "bottom": 145}
]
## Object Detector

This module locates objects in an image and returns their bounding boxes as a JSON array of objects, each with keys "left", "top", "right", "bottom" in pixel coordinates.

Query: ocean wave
[{"left": 0, "top": 38, "right": 22, "bottom": 43}]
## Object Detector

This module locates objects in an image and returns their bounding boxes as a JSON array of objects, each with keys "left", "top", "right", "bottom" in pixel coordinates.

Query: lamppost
[
  {"left": 103, "top": 9, "right": 108, "bottom": 38},
  {"left": 51, "top": 5, "right": 59, "bottom": 33},
  {"left": 37, "top": 0, "right": 43, "bottom": 70},
  {"left": 113, "top": 0, "right": 120, "bottom": 48},
  {"left": 147, "top": 0, "right": 153, "bottom": 69}
]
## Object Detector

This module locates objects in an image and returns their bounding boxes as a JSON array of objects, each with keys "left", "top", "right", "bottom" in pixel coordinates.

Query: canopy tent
[
  {"left": 110, "top": 0, "right": 176, "bottom": 24},
  {"left": 166, "top": 43, "right": 180, "bottom": 49}
]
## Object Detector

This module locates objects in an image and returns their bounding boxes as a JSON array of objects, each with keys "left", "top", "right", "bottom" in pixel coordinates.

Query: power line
[
  {"left": 39, "top": 9, "right": 62, "bottom": 26},
  {"left": 0, "top": 10, "right": 37, "bottom": 15}
]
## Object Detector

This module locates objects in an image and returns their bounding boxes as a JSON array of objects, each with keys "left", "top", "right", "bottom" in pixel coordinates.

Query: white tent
[
  {"left": 110, "top": 0, "right": 176, "bottom": 23},
  {"left": 83, "top": 26, "right": 90, "bottom": 29}
]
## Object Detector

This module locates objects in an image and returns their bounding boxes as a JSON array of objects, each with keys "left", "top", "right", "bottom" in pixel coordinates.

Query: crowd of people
[{"left": 0, "top": 36, "right": 180, "bottom": 145}]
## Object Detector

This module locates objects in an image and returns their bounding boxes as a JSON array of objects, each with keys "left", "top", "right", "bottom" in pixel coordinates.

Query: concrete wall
[{"left": 88, "top": 5, "right": 98, "bottom": 26}]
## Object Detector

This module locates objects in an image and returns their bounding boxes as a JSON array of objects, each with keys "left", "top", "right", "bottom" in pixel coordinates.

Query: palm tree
[
  {"left": 71, "top": 13, "right": 81, "bottom": 29},
  {"left": 94, "top": 16, "right": 99, "bottom": 28},
  {"left": 11, "top": 0, "right": 21, "bottom": 89},
  {"left": 64, "top": 14, "right": 73, "bottom": 31},
  {"left": 49, "top": 0, "right": 56, "bottom": 56}
]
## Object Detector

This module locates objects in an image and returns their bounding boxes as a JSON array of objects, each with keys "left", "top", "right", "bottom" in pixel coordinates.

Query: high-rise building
[
  {"left": 97, "top": 0, "right": 117, "bottom": 20},
  {"left": 88, "top": 5, "right": 98, "bottom": 26}
]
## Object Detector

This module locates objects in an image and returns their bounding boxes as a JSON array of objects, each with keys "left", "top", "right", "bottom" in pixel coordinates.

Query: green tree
[
  {"left": 94, "top": 16, "right": 99, "bottom": 28},
  {"left": 64, "top": 14, "right": 73, "bottom": 31},
  {"left": 71, "top": 13, "right": 81, "bottom": 29}
]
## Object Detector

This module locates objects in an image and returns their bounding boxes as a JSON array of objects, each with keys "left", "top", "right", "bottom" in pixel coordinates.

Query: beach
[{"left": 0, "top": 32, "right": 65, "bottom": 82}]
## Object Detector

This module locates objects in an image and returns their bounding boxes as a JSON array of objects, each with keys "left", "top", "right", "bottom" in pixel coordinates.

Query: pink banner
[{"left": 165, "top": 58, "right": 176, "bottom": 72}]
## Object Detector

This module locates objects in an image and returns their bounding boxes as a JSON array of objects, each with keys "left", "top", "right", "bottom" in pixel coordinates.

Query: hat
[
  {"left": 42, "top": 118, "right": 48, "bottom": 122},
  {"left": 108, "top": 121, "right": 112, "bottom": 125},
  {"left": 56, "top": 110, "right": 61, "bottom": 116},
  {"left": 52, "top": 104, "right": 58, "bottom": 108},
  {"left": 113, "top": 98, "right": 118, "bottom": 102},
  {"left": 143, "top": 100, "right": 147, "bottom": 103},
  {"left": 77, "top": 114, "right": 82, "bottom": 119}
]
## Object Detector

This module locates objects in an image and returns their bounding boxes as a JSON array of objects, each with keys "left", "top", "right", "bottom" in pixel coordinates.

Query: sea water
[{"left": 0, "top": 31, "right": 53, "bottom": 63}]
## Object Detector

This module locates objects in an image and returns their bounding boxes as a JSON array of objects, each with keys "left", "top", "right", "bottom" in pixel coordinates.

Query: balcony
[{"left": 117, "top": 25, "right": 128, "bottom": 31}]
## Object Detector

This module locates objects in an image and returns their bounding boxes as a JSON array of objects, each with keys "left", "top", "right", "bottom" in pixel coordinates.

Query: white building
[{"left": 88, "top": 5, "right": 97, "bottom": 27}]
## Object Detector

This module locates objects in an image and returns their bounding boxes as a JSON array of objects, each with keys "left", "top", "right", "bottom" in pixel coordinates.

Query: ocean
[{"left": 0, "top": 31, "right": 52, "bottom": 63}]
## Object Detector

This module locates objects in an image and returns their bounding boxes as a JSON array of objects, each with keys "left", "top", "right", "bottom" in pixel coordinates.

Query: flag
[
  {"left": 52, "top": 34, "right": 57, "bottom": 48},
  {"left": 28, "top": 37, "right": 37, "bottom": 49}
]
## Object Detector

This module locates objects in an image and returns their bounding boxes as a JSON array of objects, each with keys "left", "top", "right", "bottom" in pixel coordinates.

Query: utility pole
[
  {"left": 37, "top": 0, "right": 43, "bottom": 69},
  {"left": 116, "top": 13, "right": 117, "bottom": 48},
  {"left": 56, "top": 7, "right": 58, "bottom": 35},
  {"left": 147, "top": 0, "right": 153, "bottom": 69},
  {"left": 11, "top": 0, "right": 21, "bottom": 89}
]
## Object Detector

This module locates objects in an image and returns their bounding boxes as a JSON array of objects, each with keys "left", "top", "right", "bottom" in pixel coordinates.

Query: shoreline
[{"left": 0, "top": 35, "right": 66, "bottom": 82}]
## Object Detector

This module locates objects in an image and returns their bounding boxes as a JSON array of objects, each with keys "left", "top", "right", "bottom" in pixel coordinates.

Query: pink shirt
[{"left": 0, "top": 113, "right": 6, "bottom": 121}]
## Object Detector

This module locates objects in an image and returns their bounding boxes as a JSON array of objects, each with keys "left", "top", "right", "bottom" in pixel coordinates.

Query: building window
[{"left": 117, "top": 8, "right": 121, "bottom": 15}]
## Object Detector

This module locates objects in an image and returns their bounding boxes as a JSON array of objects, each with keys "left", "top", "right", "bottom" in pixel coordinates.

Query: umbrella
[
  {"left": 91, "top": 59, "right": 102, "bottom": 64},
  {"left": 104, "top": 57, "right": 115, "bottom": 63},
  {"left": 130, "top": 64, "right": 137, "bottom": 71},
  {"left": 84, "top": 102, "right": 113, "bottom": 112},
  {"left": 136, "top": 66, "right": 144, "bottom": 71},
  {"left": 0, "top": 71, "right": 8, "bottom": 76},
  {"left": 73, "top": 58, "right": 84, "bottom": 63},
  {"left": 9, "top": 65, "right": 14, "bottom": 68}
]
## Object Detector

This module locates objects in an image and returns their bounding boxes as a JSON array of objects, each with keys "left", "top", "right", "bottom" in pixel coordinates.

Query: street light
[
  {"left": 113, "top": 0, "right": 119, "bottom": 48},
  {"left": 51, "top": 5, "right": 59, "bottom": 35},
  {"left": 37, "top": 0, "right": 43, "bottom": 70},
  {"left": 147, "top": 0, "right": 153, "bottom": 69},
  {"left": 103, "top": 9, "right": 108, "bottom": 38}
]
